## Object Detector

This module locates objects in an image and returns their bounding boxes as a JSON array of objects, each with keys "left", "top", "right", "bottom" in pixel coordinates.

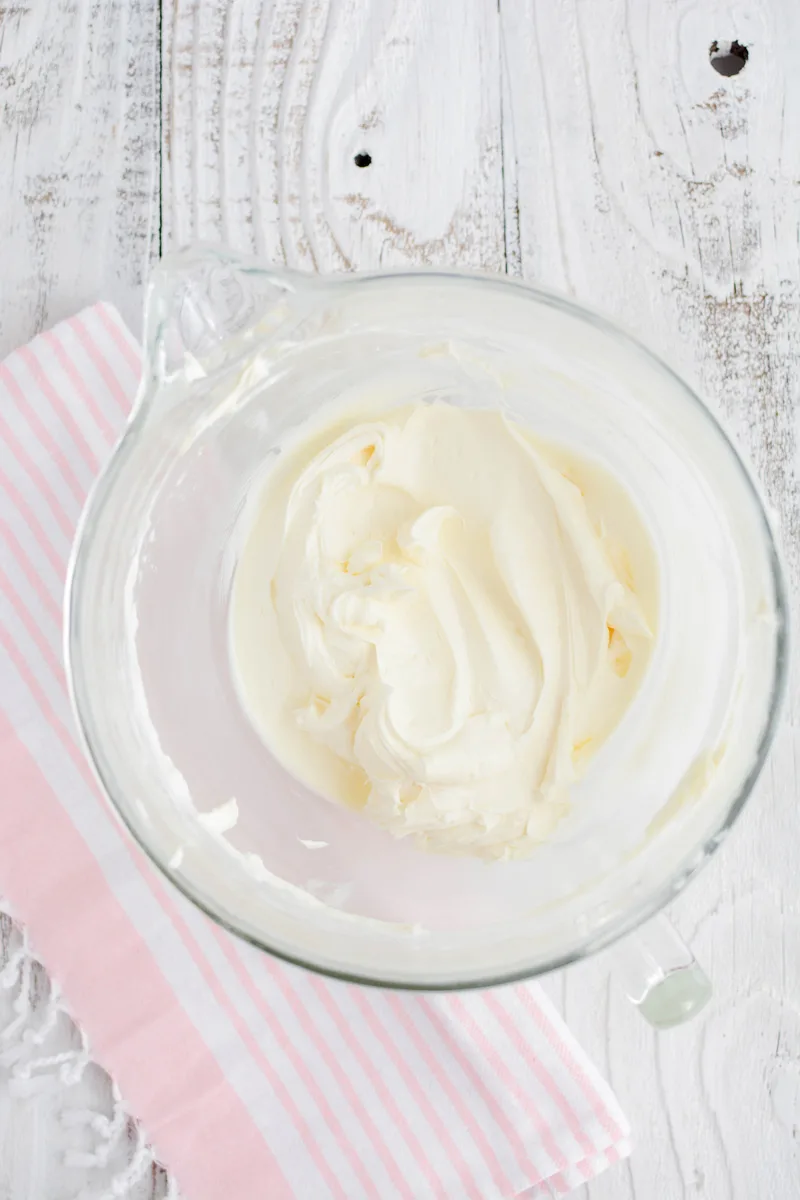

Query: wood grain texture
[
  {"left": 2, "top": 0, "right": 799, "bottom": 1196},
  {"left": 498, "top": 4, "right": 800, "bottom": 1198},
  {"left": 500, "top": 3, "right": 800, "bottom": 1197},
  {"left": 161, "top": 0, "right": 508, "bottom": 270},
  {"left": 0, "top": 3, "right": 162, "bottom": 1196},
  {"left": 0, "top": 0, "right": 160, "bottom": 357}
]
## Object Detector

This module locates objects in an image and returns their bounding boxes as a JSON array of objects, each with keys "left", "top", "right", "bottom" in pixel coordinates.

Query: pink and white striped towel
[{"left": 0, "top": 304, "right": 631, "bottom": 1199}]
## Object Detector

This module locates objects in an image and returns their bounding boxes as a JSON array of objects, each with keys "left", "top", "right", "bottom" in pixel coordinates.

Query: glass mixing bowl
[{"left": 65, "top": 247, "right": 788, "bottom": 1026}]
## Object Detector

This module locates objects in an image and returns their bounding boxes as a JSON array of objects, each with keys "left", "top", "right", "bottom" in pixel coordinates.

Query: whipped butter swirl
[{"left": 231, "top": 402, "right": 657, "bottom": 858}]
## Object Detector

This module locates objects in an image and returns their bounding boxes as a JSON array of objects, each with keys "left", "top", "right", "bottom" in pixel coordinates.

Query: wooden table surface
[{"left": 2, "top": 2, "right": 799, "bottom": 1197}]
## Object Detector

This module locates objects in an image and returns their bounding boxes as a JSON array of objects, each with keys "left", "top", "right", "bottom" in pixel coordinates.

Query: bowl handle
[
  {"left": 612, "top": 912, "right": 712, "bottom": 1028},
  {"left": 140, "top": 244, "right": 315, "bottom": 398}
]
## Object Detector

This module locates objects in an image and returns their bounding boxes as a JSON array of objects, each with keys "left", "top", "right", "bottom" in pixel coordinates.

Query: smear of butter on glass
[{"left": 197, "top": 797, "right": 239, "bottom": 835}]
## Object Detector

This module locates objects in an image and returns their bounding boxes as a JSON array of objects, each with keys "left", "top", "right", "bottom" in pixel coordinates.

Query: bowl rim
[{"left": 64, "top": 262, "right": 791, "bottom": 991}]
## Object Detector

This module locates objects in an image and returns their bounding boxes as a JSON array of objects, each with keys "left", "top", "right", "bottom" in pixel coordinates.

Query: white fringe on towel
[{"left": 1, "top": 905, "right": 179, "bottom": 1200}]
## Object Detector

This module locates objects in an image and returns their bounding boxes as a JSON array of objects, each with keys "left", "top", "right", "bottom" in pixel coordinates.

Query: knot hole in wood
[{"left": 709, "top": 40, "right": 749, "bottom": 76}]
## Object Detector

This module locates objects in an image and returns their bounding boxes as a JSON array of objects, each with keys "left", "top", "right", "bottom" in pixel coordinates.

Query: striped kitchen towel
[{"left": 0, "top": 304, "right": 631, "bottom": 1199}]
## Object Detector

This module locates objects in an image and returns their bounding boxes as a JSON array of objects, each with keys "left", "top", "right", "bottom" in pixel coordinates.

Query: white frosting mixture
[{"left": 230, "top": 402, "right": 658, "bottom": 858}]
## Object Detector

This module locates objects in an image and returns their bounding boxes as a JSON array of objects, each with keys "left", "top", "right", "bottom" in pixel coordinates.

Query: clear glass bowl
[{"left": 65, "top": 247, "right": 788, "bottom": 1008}]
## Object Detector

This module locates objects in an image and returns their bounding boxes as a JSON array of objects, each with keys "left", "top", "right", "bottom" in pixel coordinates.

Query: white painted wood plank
[
  {"left": 0, "top": 0, "right": 160, "bottom": 358},
  {"left": 162, "top": 0, "right": 507, "bottom": 271},
  {"left": 0, "top": 3, "right": 160, "bottom": 1196},
  {"left": 498, "top": 2, "right": 800, "bottom": 1197}
]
